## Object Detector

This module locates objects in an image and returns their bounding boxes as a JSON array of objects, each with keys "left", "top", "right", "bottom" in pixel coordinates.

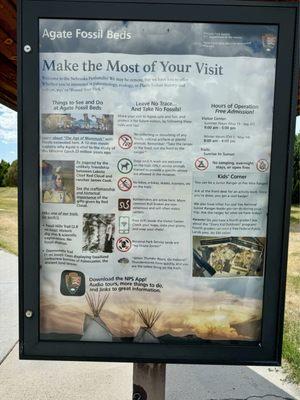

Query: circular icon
[
  {"left": 133, "top": 385, "right": 147, "bottom": 400},
  {"left": 195, "top": 157, "right": 209, "bottom": 171},
  {"left": 116, "top": 237, "right": 132, "bottom": 252},
  {"left": 118, "top": 134, "right": 133, "bottom": 149},
  {"left": 118, "top": 177, "right": 133, "bottom": 192},
  {"left": 117, "top": 158, "right": 133, "bottom": 174},
  {"left": 256, "top": 159, "right": 269, "bottom": 172}
]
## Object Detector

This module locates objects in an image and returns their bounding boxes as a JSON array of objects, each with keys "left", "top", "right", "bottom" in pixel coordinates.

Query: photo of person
[
  {"left": 41, "top": 113, "right": 114, "bottom": 135},
  {"left": 82, "top": 214, "right": 115, "bottom": 253},
  {"left": 41, "top": 160, "right": 75, "bottom": 204}
]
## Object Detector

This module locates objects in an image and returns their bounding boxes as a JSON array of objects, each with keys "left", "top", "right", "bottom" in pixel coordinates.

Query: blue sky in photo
[{"left": 0, "top": 103, "right": 299, "bottom": 164}]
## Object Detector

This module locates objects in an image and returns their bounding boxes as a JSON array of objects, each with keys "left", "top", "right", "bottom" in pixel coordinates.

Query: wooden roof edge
[{"left": 0, "top": 94, "right": 17, "bottom": 111}]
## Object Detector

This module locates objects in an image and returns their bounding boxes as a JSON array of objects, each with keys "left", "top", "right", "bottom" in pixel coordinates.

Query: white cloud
[{"left": 0, "top": 104, "right": 17, "bottom": 142}]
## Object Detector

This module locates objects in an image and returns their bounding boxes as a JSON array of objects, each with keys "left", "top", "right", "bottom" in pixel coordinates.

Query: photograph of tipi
[
  {"left": 81, "top": 292, "right": 113, "bottom": 342},
  {"left": 134, "top": 308, "right": 162, "bottom": 343}
]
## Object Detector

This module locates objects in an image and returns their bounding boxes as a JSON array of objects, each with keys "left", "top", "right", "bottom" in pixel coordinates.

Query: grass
[
  {"left": 290, "top": 206, "right": 300, "bottom": 225},
  {"left": 283, "top": 319, "right": 300, "bottom": 383},
  {"left": 0, "top": 189, "right": 299, "bottom": 382},
  {"left": 0, "top": 187, "right": 18, "bottom": 254},
  {"left": 283, "top": 207, "right": 300, "bottom": 383}
]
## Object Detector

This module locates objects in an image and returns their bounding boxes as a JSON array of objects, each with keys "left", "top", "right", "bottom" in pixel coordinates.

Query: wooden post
[{"left": 133, "top": 363, "right": 166, "bottom": 400}]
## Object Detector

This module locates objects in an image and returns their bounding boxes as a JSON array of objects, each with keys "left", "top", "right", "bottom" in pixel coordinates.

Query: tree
[
  {"left": 3, "top": 160, "right": 18, "bottom": 187},
  {"left": 0, "top": 159, "right": 10, "bottom": 186},
  {"left": 292, "top": 134, "right": 300, "bottom": 205}
]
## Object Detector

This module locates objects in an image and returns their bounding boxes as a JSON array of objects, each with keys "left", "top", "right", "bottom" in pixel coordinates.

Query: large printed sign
[
  {"left": 19, "top": 0, "right": 298, "bottom": 364},
  {"left": 39, "top": 19, "right": 277, "bottom": 344}
]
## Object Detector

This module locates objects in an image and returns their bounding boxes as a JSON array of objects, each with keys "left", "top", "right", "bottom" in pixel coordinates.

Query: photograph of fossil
[
  {"left": 193, "top": 237, "right": 265, "bottom": 277},
  {"left": 82, "top": 213, "right": 115, "bottom": 253},
  {"left": 41, "top": 113, "right": 113, "bottom": 135}
]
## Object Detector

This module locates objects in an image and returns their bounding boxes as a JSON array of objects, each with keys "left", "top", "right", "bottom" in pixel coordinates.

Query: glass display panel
[{"left": 39, "top": 19, "right": 277, "bottom": 343}]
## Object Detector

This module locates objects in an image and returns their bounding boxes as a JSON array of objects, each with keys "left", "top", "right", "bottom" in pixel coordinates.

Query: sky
[
  {"left": 0, "top": 104, "right": 299, "bottom": 165},
  {"left": 0, "top": 104, "right": 17, "bottom": 163}
]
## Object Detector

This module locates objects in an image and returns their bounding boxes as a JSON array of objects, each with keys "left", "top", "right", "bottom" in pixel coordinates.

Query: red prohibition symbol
[
  {"left": 118, "top": 134, "right": 133, "bottom": 149},
  {"left": 118, "top": 177, "right": 133, "bottom": 191},
  {"left": 116, "top": 237, "right": 132, "bottom": 252},
  {"left": 195, "top": 157, "right": 209, "bottom": 171}
]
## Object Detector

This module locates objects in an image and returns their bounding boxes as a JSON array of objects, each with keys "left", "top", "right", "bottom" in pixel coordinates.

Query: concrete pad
[
  {"left": 0, "top": 346, "right": 133, "bottom": 400},
  {"left": 166, "top": 364, "right": 298, "bottom": 400},
  {"left": 0, "top": 346, "right": 299, "bottom": 400},
  {"left": 250, "top": 366, "right": 300, "bottom": 400},
  {"left": 0, "top": 250, "right": 18, "bottom": 362}
]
